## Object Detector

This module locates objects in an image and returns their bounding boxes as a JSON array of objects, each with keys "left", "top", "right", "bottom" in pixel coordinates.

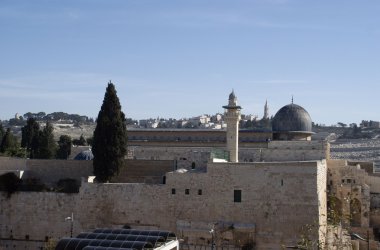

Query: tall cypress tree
[
  {"left": 93, "top": 82, "right": 127, "bottom": 182},
  {"left": 0, "top": 123, "right": 5, "bottom": 142},
  {"left": 21, "top": 118, "right": 40, "bottom": 158},
  {"left": 57, "top": 135, "right": 72, "bottom": 159},
  {"left": 36, "top": 121, "right": 57, "bottom": 159},
  {"left": 0, "top": 128, "right": 16, "bottom": 153}
]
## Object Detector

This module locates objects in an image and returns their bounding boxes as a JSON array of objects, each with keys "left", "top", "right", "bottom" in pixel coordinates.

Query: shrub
[
  {"left": 19, "top": 178, "right": 47, "bottom": 192},
  {"left": 56, "top": 178, "right": 80, "bottom": 193},
  {"left": 0, "top": 172, "right": 21, "bottom": 198}
]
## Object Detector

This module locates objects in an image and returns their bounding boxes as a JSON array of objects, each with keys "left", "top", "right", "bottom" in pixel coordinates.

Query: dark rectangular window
[
  {"left": 185, "top": 189, "right": 190, "bottom": 195},
  {"left": 171, "top": 188, "right": 176, "bottom": 195},
  {"left": 234, "top": 190, "right": 242, "bottom": 203},
  {"left": 198, "top": 189, "right": 202, "bottom": 195}
]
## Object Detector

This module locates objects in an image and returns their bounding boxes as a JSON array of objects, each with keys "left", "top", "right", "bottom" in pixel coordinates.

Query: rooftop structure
[{"left": 272, "top": 103, "right": 314, "bottom": 141}]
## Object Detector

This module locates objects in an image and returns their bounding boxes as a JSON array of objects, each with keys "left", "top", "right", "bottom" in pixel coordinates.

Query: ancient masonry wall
[
  {"left": 327, "top": 159, "right": 372, "bottom": 228},
  {"left": 0, "top": 160, "right": 326, "bottom": 249},
  {"left": 0, "top": 157, "right": 27, "bottom": 171},
  {"left": 23, "top": 160, "right": 93, "bottom": 185},
  {"left": 0, "top": 157, "right": 93, "bottom": 185},
  {"left": 131, "top": 140, "right": 328, "bottom": 169},
  {"left": 317, "top": 160, "right": 327, "bottom": 242}
]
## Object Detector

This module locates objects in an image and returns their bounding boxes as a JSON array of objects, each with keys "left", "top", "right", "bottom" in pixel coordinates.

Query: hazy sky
[{"left": 1, "top": 0, "right": 379, "bottom": 125}]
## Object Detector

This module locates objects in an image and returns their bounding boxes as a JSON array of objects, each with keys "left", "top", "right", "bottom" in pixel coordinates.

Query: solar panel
[{"left": 56, "top": 228, "right": 176, "bottom": 250}]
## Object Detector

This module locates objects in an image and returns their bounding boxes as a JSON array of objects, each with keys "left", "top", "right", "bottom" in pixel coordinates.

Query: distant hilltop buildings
[{"left": 137, "top": 100, "right": 266, "bottom": 130}]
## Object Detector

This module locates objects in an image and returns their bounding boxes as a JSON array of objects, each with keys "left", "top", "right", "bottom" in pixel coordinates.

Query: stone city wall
[
  {"left": 0, "top": 157, "right": 92, "bottom": 185},
  {"left": 0, "top": 157, "right": 27, "bottom": 171},
  {"left": 23, "top": 159, "right": 93, "bottom": 185},
  {"left": 131, "top": 141, "right": 329, "bottom": 169},
  {"left": 0, "top": 158, "right": 173, "bottom": 186},
  {"left": 367, "top": 175, "right": 380, "bottom": 194},
  {"left": 0, "top": 160, "right": 326, "bottom": 249}
]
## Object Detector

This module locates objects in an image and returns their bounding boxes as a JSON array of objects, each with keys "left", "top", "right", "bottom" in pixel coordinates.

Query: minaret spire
[{"left": 263, "top": 99, "right": 269, "bottom": 119}]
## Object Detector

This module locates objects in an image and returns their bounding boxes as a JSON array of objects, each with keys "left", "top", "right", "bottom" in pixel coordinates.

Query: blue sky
[{"left": 0, "top": 0, "right": 379, "bottom": 125}]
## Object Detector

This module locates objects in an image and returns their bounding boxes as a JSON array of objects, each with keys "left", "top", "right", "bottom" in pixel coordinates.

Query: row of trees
[
  {"left": 7, "top": 112, "right": 94, "bottom": 127},
  {"left": 1, "top": 82, "right": 128, "bottom": 183},
  {"left": 0, "top": 124, "right": 20, "bottom": 156},
  {"left": 0, "top": 119, "right": 90, "bottom": 159},
  {"left": 239, "top": 118, "right": 272, "bottom": 130},
  {"left": 21, "top": 119, "right": 91, "bottom": 159}
]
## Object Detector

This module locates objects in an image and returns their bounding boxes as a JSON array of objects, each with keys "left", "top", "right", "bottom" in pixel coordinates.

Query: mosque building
[{"left": 1, "top": 91, "right": 380, "bottom": 249}]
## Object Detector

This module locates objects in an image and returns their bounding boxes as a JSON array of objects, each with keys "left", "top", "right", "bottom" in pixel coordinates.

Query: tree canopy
[
  {"left": 57, "top": 135, "right": 72, "bottom": 159},
  {"left": 36, "top": 122, "right": 57, "bottom": 159},
  {"left": 0, "top": 123, "right": 5, "bottom": 142},
  {"left": 21, "top": 118, "right": 40, "bottom": 158},
  {"left": 21, "top": 119, "right": 58, "bottom": 159},
  {"left": 0, "top": 128, "right": 16, "bottom": 153},
  {"left": 92, "top": 82, "right": 127, "bottom": 182}
]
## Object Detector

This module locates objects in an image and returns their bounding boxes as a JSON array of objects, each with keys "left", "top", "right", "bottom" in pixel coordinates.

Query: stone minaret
[
  {"left": 223, "top": 90, "right": 242, "bottom": 162},
  {"left": 263, "top": 100, "right": 269, "bottom": 119}
]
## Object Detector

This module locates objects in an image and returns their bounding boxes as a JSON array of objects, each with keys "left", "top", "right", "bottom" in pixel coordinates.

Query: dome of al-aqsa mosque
[{"left": 272, "top": 103, "right": 313, "bottom": 141}]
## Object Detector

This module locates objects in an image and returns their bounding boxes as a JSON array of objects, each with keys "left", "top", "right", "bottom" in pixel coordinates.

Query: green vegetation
[
  {"left": 0, "top": 127, "right": 24, "bottom": 157},
  {"left": 73, "top": 134, "right": 87, "bottom": 146},
  {"left": 0, "top": 172, "right": 22, "bottom": 198},
  {"left": 22, "top": 121, "right": 58, "bottom": 159},
  {"left": 37, "top": 122, "right": 57, "bottom": 159},
  {"left": 0, "top": 172, "right": 80, "bottom": 197},
  {"left": 92, "top": 82, "right": 127, "bottom": 182},
  {"left": 21, "top": 119, "right": 78, "bottom": 159},
  {"left": 340, "top": 124, "right": 372, "bottom": 139},
  {"left": 0, "top": 128, "right": 17, "bottom": 153},
  {"left": 56, "top": 178, "right": 80, "bottom": 193},
  {"left": 23, "top": 111, "right": 94, "bottom": 124},
  {"left": 239, "top": 118, "right": 272, "bottom": 130},
  {"left": 21, "top": 118, "right": 41, "bottom": 158},
  {"left": 56, "top": 135, "right": 72, "bottom": 159},
  {"left": 0, "top": 123, "right": 5, "bottom": 140}
]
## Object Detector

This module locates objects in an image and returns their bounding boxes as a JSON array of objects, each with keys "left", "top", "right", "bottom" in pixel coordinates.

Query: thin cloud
[{"left": 154, "top": 8, "right": 340, "bottom": 32}]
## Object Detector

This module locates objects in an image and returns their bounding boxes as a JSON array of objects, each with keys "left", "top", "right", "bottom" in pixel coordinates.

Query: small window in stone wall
[
  {"left": 198, "top": 189, "right": 202, "bottom": 195},
  {"left": 234, "top": 190, "right": 242, "bottom": 203},
  {"left": 281, "top": 179, "right": 284, "bottom": 186},
  {"left": 171, "top": 188, "right": 176, "bottom": 195},
  {"left": 185, "top": 189, "right": 190, "bottom": 195}
]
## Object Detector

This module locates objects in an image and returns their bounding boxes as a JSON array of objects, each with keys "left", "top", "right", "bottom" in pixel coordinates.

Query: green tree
[
  {"left": 93, "top": 82, "right": 127, "bottom": 182},
  {"left": 36, "top": 122, "right": 57, "bottom": 159},
  {"left": 0, "top": 128, "right": 16, "bottom": 154},
  {"left": 56, "top": 135, "right": 72, "bottom": 159},
  {"left": 21, "top": 118, "right": 40, "bottom": 158},
  {"left": 0, "top": 172, "right": 22, "bottom": 198},
  {"left": 337, "top": 122, "right": 347, "bottom": 128},
  {"left": 73, "top": 134, "right": 87, "bottom": 146},
  {"left": 86, "top": 136, "right": 94, "bottom": 146},
  {"left": 0, "top": 123, "right": 5, "bottom": 142}
]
